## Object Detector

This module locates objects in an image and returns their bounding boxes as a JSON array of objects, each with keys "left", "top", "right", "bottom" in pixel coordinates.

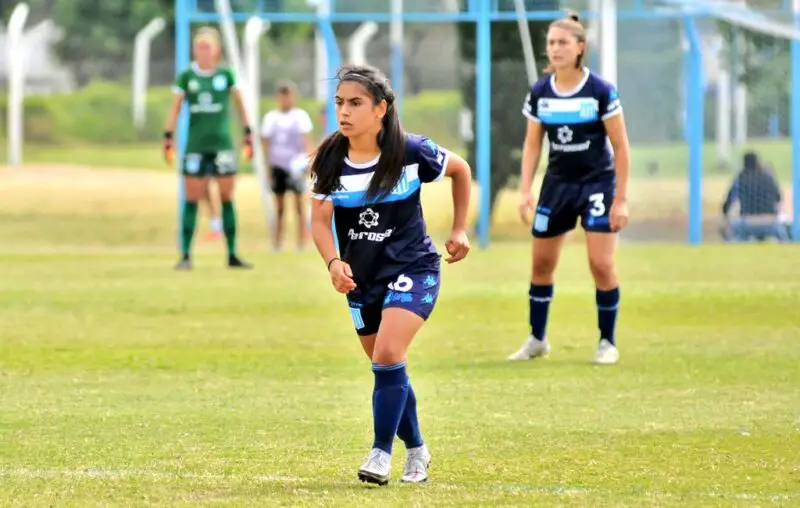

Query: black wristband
[
  {"left": 164, "top": 131, "right": 173, "bottom": 140},
  {"left": 326, "top": 257, "right": 340, "bottom": 271},
  {"left": 243, "top": 126, "right": 252, "bottom": 136}
]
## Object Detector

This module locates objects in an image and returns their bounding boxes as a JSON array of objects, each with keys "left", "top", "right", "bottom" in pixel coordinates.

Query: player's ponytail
[
  {"left": 543, "top": 11, "right": 587, "bottom": 74},
  {"left": 310, "top": 131, "right": 348, "bottom": 197},
  {"left": 368, "top": 84, "right": 406, "bottom": 201}
]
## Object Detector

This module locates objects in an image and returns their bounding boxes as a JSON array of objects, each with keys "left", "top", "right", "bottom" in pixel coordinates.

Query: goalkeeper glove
[
  {"left": 241, "top": 126, "right": 253, "bottom": 162},
  {"left": 163, "top": 131, "right": 175, "bottom": 164}
]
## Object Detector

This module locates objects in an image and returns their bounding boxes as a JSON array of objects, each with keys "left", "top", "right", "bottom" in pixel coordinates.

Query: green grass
[
  {"left": 0, "top": 165, "right": 798, "bottom": 506},
  {"left": 0, "top": 137, "right": 795, "bottom": 182},
  {"left": 1, "top": 244, "right": 798, "bottom": 507}
]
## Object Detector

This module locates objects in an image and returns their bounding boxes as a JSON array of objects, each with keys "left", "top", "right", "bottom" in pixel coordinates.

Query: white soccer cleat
[
  {"left": 401, "top": 444, "right": 431, "bottom": 484},
  {"left": 592, "top": 339, "right": 619, "bottom": 365},
  {"left": 507, "top": 335, "right": 551, "bottom": 361},
  {"left": 358, "top": 448, "right": 392, "bottom": 486}
]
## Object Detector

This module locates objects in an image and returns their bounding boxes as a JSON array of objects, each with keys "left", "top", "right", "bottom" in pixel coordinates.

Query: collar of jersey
[
  {"left": 191, "top": 62, "right": 219, "bottom": 77},
  {"left": 549, "top": 66, "right": 590, "bottom": 98},
  {"left": 345, "top": 154, "right": 381, "bottom": 169}
]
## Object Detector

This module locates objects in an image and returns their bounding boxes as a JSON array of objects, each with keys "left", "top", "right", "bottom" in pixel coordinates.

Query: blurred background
[{"left": 0, "top": 0, "right": 797, "bottom": 250}]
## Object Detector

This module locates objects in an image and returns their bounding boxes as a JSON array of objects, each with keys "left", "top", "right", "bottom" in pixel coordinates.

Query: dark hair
[
  {"left": 310, "top": 64, "right": 406, "bottom": 201},
  {"left": 742, "top": 151, "right": 759, "bottom": 171},
  {"left": 276, "top": 81, "right": 296, "bottom": 95},
  {"left": 544, "top": 11, "right": 587, "bottom": 74}
]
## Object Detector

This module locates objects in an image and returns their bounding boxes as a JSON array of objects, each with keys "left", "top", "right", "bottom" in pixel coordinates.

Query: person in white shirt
[{"left": 261, "top": 82, "right": 315, "bottom": 251}]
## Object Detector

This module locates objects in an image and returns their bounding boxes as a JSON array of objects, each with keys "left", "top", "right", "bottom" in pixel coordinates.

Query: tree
[
  {"left": 718, "top": 22, "right": 790, "bottom": 137},
  {"left": 49, "top": 0, "right": 175, "bottom": 86},
  {"left": 456, "top": 2, "right": 556, "bottom": 217}
]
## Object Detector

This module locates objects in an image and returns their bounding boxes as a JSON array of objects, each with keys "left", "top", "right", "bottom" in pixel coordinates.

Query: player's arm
[
  {"left": 721, "top": 177, "right": 739, "bottom": 217},
  {"left": 603, "top": 113, "right": 631, "bottom": 204},
  {"left": 164, "top": 77, "right": 186, "bottom": 163},
  {"left": 443, "top": 152, "right": 472, "bottom": 236},
  {"left": 230, "top": 84, "right": 252, "bottom": 130},
  {"left": 416, "top": 137, "right": 471, "bottom": 262},
  {"left": 520, "top": 119, "right": 545, "bottom": 195},
  {"left": 311, "top": 197, "right": 337, "bottom": 265},
  {"left": 260, "top": 112, "right": 272, "bottom": 163},
  {"left": 310, "top": 195, "right": 357, "bottom": 292},
  {"left": 301, "top": 110, "right": 316, "bottom": 154},
  {"left": 519, "top": 89, "right": 545, "bottom": 223},
  {"left": 165, "top": 94, "right": 184, "bottom": 133},
  {"left": 228, "top": 72, "right": 254, "bottom": 158}
]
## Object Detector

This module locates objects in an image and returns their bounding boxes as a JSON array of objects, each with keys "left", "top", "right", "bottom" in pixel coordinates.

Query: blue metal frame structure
[{"left": 174, "top": 0, "right": 800, "bottom": 248}]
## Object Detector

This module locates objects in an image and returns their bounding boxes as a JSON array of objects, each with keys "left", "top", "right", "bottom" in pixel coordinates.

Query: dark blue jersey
[
  {"left": 311, "top": 134, "right": 448, "bottom": 285},
  {"left": 522, "top": 67, "right": 622, "bottom": 182}
]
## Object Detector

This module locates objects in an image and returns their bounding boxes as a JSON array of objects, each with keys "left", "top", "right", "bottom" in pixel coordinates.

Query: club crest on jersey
[
  {"left": 358, "top": 208, "right": 379, "bottom": 229},
  {"left": 212, "top": 74, "right": 227, "bottom": 91},
  {"left": 557, "top": 126, "right": 573, "bottom": 144}
]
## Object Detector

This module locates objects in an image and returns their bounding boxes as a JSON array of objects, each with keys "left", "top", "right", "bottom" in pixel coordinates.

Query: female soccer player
[
  {"left": 164, "top": 26, "right": 254, "bottom": 270},
  {"left": 507, "top": 12, "right": 631, "bottom": 365},
  {"left": 309, "top": 64, "right": 472, "bottom": 485}
]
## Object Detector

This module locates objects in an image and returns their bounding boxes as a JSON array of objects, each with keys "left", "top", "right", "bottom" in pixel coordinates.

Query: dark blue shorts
[
  {"left": 532, "top": 173, "right": 616, "bottom": 238},
  {"left": 345, "top": 267, "right": 441, "bottom": 336}
]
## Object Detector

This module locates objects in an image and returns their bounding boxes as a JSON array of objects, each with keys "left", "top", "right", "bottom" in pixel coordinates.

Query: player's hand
[
  {"left": 610, "top": 198, "right": 629, "bottom": 232},
  {"left": 518, "top": 191, "right": 535, "bottom": 224},
  {"left": 241, "top": 126, "right": 254, "bottom": 162},
  {"left": 163, "top": 131, "right": 175, "bottom": 164},
  {"left": 329, "top": 259, "right": 357, "bottom": 293},
  {"left": 444, "top": 228, "right": 470, "bottom": 264}
]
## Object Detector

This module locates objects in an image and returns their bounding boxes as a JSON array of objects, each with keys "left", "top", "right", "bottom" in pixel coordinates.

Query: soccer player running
[
  {"left": 507, "top": 12, "right": 631, "bottom": 365},
  {"left": 260, "top": 82, "right": 316, "bottom": 251},
  {"left": 309, "top": 65, "right": 471, "bottom": 485},
  {"left": 164, "top": 27, "right": 254, "bottom": 270}
]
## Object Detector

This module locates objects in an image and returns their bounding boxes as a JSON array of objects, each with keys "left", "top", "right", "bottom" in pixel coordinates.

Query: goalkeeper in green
[{"left": 164, "top": 26, "right": 254, "bottom": 270}]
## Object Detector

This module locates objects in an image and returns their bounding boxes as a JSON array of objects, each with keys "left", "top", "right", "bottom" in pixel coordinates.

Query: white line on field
[{"left": 0, "top": 467, "right": 301, "bottom": 483}]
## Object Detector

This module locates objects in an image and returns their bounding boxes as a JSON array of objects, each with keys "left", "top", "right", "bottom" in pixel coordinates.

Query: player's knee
[
  {"left": 532, "top": 253, "right": 558, "bottom": 279},
  {"left": 588, "top": 256, "right": 616, "bottom": 284},
  {"left": 372, "top": 343, "right": 405, "bottom": 365}
]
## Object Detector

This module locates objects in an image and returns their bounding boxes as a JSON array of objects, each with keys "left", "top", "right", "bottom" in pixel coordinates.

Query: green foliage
[
  {"left": 1, "top": 0, "right": 176, "bottom": 86},
  {"left": 718, "top": 22, "right": 791, "bottom": 137},
  {"left": 458, "top": 15, "right": 556, "bottom": 215},
  {"left": 0, "top": 82, "right": 463, "bottom": 148}
]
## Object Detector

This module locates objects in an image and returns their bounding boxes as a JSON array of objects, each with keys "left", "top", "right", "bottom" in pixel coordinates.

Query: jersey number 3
[{"left": 588, "top": 193, "right": 606, "bottom": 217}]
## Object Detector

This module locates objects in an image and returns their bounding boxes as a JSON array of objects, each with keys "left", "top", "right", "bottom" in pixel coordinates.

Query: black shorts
[
  {"left": 532, "top": 173, "right": 616, "bottom": 238},
  {"left": 182, "top": 151, "right": 237, "bottom": 177},
  {"left": 345, "top": 266, "right": 441, "bottom": 337},
  {"left": 270, "top": 166, "right": 306, "bottom": 195}
]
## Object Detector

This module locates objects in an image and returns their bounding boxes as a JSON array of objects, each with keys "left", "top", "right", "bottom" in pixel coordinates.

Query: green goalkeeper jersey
[{"left": 174, "top": 63, "right": 237, "bottom": 153}]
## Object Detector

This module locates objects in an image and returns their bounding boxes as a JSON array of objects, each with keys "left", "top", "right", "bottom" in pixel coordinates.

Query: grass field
[
  {"left": 1, "top": 162, "right": 799, "bottom": 506},
  {"left": 0, "top": 166, "right": 800, "bottom": 507}
]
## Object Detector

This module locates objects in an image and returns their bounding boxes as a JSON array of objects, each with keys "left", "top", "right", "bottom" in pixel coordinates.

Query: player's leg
[
  {"left": 176, "top": 153, "right": 208, "bottom": 270},
  {"left": 581, "top": 176, "right": 621, "bottom": 364},
  {"left": 271, "top": 167, "right": 289, "bottom": 251},
  {"left": 508, "top": 177, "right": 574, "bottom": 361},
  {"left": 358, "top": 321, "right": 425, "bottom": 482},
  {"left": 358, "top": 271, "right": 439, "bottom": 485},
  {"left": 214, "top": 151, "right": 252, "bottom": 269},
  {"left": 202, "top": 180, "right": 222, "bottom": 238},
  {"left": 293, "top": 184, "right": 309, "bottom": 251}
]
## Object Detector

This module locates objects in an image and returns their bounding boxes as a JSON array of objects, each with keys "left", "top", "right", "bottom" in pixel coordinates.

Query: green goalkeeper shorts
[{"left": 182, "top": 151, "right": 237, "bottom": 177}]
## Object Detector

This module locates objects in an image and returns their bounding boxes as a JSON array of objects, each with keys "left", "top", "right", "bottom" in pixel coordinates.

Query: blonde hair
[
  {"left": 194, "top": 26, "right": 221, "bottom": 48},
  {"left": 544, "top": 11, "right": 587, "bottom": 74}
]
